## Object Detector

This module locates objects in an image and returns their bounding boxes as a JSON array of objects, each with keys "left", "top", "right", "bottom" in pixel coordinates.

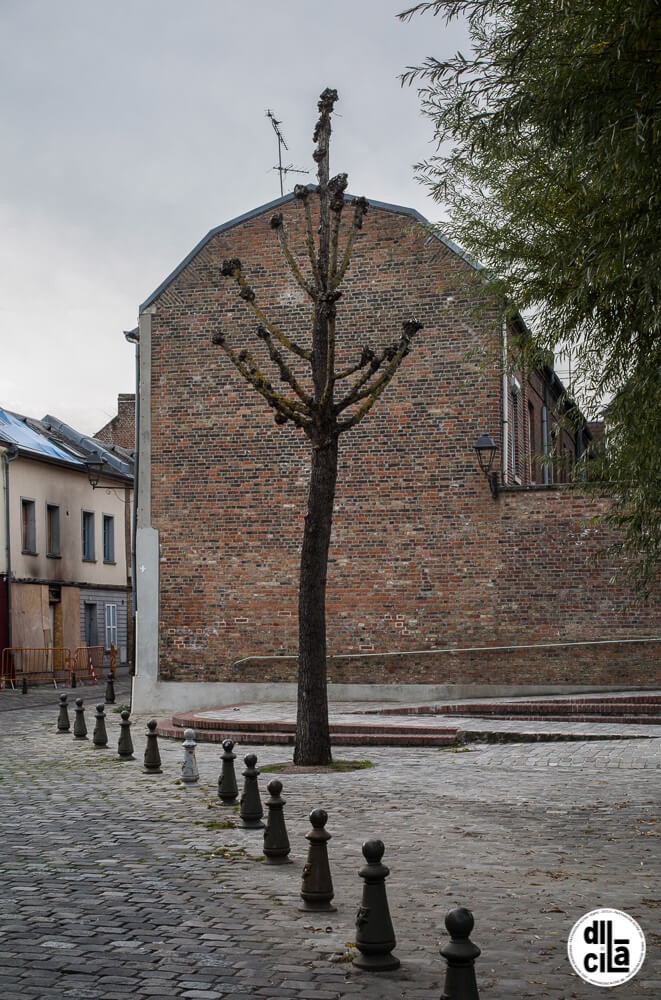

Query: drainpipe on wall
[
  {"left": 501, "top": 316, "right": 509, "bottom": 486},
  {"left": 124, "top": 328, "right": 140, "bottom": 676},
  {"left": 2, "top": 443, "right": 19, "bottom": 649}
]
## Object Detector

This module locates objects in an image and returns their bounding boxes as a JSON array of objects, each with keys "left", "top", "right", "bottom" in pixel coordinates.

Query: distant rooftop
[
  {"left": 0, "top": 407, "right": 84, "bottom": 465},
  {"left": 0, "top": 406, "right": 133, "bottom": 481}
]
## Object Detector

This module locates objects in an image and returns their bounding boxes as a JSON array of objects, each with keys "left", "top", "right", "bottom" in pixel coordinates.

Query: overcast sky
[{"left": 1, "top": 0, "right": 468, "bottom": 435}]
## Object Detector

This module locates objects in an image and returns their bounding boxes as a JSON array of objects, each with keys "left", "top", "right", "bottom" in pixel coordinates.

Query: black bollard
[
  {"left": 104, "top": 672, "right": 116, "bottom": 705},
  {"left": 92, "top": 704, "right": 109, "bottom": 748},
  {"left": 263, "top": 779, "right": 292, "bottom": 864},
  {"left": 117, "top": 710, "right": 134, "bottom": 759},
  {"left": 440, "top": 907, "right": 481, "bottom": 1000},
  {"left": 73, "top": 698, "right": 88, "bottom": 740},
  {"left": 143, "top": 719, "right": 163, "bottom": 774},
  {"left": 21, "top": 677, "right": 28, "bottom": 694},
  {"left": 218, "top": 739, "right": 239, "bottom": 805},
  {"left": 70, "top": 672, "right": 77, "bottom": 689},
  {"left": 57, "top": 694, "right": 70, "bottom": 733},
  {"left": 299, "top": 808, "right": 336, "bottom": 912},
  {"left": 239, "top": 753, "right": 264, "bottom": 828},
  {"left": 353, "top": 839, "right": 400, "bottom": 971}
]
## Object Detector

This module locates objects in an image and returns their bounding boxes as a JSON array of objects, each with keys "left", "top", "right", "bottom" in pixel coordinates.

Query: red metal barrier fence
[{"left": 0, "top": 646, "right": 110, "bottom": 688}]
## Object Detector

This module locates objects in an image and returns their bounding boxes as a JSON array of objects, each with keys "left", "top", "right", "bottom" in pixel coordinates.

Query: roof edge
[{"left": 139, "top": 189, "right": 478, "bottom": 312}]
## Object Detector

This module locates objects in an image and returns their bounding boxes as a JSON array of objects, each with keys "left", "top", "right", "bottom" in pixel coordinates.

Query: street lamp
[
  {"left": 473, "top": 433, "right": 499, "bottom": 499},
  {"left": 85, "top": 452, "right": 105, "bottom": 489}
]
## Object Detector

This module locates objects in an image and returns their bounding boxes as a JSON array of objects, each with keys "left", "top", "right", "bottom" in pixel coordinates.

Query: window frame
[
  {"left": 104, "top": 603, "right": 118, "bottom": 652},
  {"left": 102, "top": 513, "right": 115, "bottom": 564},
  {"left": 21, "top": 498, "right": 37, "bottom": 554},
  {"left": 81, "top": 509, "right": 96, "bottom": 562},
  {"left": 527, "top": 401, "right": 536, "bottom": 484},
  {"left": 46, "top": 503, "right": 61, "bottom": 557}
]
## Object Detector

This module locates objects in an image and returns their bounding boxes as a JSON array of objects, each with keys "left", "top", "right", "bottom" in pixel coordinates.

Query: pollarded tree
[{"left": 211, "top": 89, "right": 422, "bottom": 765}]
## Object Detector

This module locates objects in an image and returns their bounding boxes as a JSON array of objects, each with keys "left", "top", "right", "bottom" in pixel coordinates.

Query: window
[
  {"left": 21, "top": 499, "right": 37, "bottom": 554},
  {"left": 82, "top": 510, "right": 95, "bottom": 561},
  {"left": 104, "top": 603, "right": 118, "bottom": 651},
  {"left": 509, "top": 385, "right": 520, "bottom": 481},
  {"left": 541, "top": 404, "right": 552, "bottom": 484},
  {"left": 47, "top": 504, "right": 61, "bottom": 556},
  {"left": 528, "top": 402, "right": 536, "bottom": 483},
  {"left": 103, "top": 514, "right": 115, "bottom": 563}
]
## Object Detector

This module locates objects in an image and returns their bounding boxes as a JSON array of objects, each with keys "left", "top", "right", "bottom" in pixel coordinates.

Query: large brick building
[{"left": 131, "top": 192, "right": 660, "bottom": 712}]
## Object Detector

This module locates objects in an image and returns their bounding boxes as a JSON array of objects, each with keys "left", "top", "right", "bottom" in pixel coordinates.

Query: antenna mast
[{"left": 266, "top": 109, "right": 308, "bottom": 197}]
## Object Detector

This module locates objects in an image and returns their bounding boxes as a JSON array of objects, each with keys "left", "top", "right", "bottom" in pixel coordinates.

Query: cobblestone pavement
[{"left": 2, "top": 681, "right": 659, "bottom": 999}]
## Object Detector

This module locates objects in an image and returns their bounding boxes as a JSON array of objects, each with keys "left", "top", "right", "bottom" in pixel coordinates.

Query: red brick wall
[
  {"left": 147, "top": 197, "right": 660, "bottom": 687},
  {"left": 95, "top": 394, "right": 136, "bottom": 451}
]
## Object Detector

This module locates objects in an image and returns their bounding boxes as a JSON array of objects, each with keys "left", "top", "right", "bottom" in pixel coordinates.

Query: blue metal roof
[
  {"left": 139, "top": 190, "right": 479, "bottom": 312},
  {"left": 0, "top": 408, "right": 84, "bottom": 465}
]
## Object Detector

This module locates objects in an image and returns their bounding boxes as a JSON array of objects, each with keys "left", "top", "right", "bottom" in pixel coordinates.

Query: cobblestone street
[{"left": 2, "top": 682, "right": 658, "bottom": 999}]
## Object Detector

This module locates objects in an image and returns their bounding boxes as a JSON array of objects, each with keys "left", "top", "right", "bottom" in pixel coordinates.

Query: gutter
[
  {"left": 501, "top": 316, "right": 509, "bottom": 485},
  {"left": 2, "top": 443, "right": 18, "bottom": 648},
  {"left": 124, "top": 327, "right": 140, "bottom": 676}
]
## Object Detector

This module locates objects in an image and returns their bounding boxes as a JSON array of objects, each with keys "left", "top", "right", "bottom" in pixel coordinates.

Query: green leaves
[{"left": 403, "top": 0, "right": 661, "bottom": 583}]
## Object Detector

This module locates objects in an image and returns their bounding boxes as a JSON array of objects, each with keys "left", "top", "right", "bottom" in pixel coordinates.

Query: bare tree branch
[
  {"left": 311, "top": 89, "right": 340, "bottom": 410},
  {"left": 333, "top": 345, "right": 377, "bottom": 381},
  {"left": 220, "top": 258, "right": 311, "bottom": 361},
  {"left": 211, "top": 330, "right": 312, "bottom": 429},
  {"left": 335, "top": 320, "right": 423, "bottom": 429},
  {"left": 294, "top": 185, "right": 322, "bottom": 289},
  {"left": 334, "top": 346, "right": 388, "bottom": 408},
  {"left": 256, "top": 325, "right": 313, "bottom": 408},
  {"left": 327, "top": 173, "right": 348, "bottom": 283},
  {"left": 333, "top": 197, "right": 369, "bottom": 288},
  {"left": 270, "top": 213, "right": 316, "bottom": 299}
]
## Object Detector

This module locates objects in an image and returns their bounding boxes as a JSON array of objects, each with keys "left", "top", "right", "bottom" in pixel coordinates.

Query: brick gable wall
[{"left": 145, "top": 198, "right": 660, "bottom": 688}]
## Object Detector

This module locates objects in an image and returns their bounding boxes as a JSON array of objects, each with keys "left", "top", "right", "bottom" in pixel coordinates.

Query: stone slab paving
[{"left": 1, "top": 685, "right": 659, "bottom": 999}]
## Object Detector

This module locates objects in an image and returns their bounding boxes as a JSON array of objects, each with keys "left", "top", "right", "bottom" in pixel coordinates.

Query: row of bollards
[
  {"left": 57, "top": 695, "right": 182, "bottom": 773},
  {"left": 223, "top": 741, "right": 480, "bottom": 992},
  {"left": 54, "top": 697, "right": 480, "bottom": 996},
  {"left": 57, "top": 694, "right": 136, "bottom": 763}
]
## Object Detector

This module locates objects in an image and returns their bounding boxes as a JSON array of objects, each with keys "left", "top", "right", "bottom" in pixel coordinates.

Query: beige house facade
[{"left": 1, "top": 407, "right": 133, "bottom": 680}]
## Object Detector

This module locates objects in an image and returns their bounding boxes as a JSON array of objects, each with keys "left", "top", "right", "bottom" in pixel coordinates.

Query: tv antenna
[{"left": 266, "top": 109, "right": 308, "bottom": 197}]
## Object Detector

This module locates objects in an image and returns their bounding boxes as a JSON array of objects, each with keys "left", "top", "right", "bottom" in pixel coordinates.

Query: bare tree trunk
[
  {"left": 294, "top": 434, "right": 338, "bottom": 765},
  {"left": 214, "top": 90, "right": 420, "bottom": 766}
]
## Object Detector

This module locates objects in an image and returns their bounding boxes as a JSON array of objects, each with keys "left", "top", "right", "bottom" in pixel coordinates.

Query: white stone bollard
[{"left": 181, "top": 728, "right": 200, "bottom": 784}]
